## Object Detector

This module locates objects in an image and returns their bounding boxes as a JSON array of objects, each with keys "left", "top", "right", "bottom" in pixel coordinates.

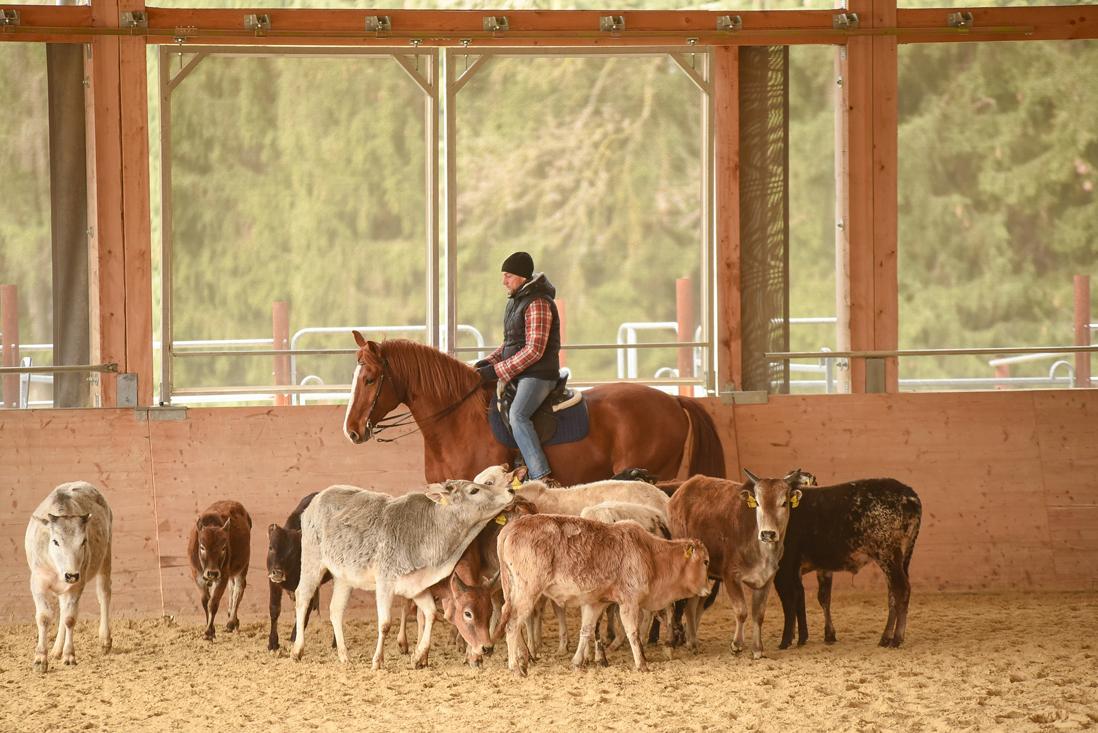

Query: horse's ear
[
  {"left": 352, "top": 330, "right": 367, "bottom": 348},
  {"left": 366, "top": 340, "right": 382, "bottom": 356}
]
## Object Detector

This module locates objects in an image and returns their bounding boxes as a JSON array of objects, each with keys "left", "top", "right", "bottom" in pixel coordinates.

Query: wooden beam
[
  {"left": 898, "top": 6, "right": 1098, "bottom": 43},
  {"left": 873, "top": 0, "right": 899, "bottom": 392},
  {"left": 840, "top": 35, "right": 875, "bottom": 393},
  {"left": 89, "top": 0, "right": 126, "bottom": 407},
  {"left": 713, "top": 45, "right": 741, "bottom": 392},
  {"left": 118, "top": 2, "right": 153, "bottom": 405}
]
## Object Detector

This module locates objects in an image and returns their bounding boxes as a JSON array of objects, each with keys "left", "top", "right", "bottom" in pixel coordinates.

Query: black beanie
[{"left": 501, "top": 251, "right": 534, "bottom": 279}]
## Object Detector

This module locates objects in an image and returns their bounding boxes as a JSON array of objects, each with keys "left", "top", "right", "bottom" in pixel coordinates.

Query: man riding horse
[{"left": 474, "top": 251, "right": 563, "bottom": 487}]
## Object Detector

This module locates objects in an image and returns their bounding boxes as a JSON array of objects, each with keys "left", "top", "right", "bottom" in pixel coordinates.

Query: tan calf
[{"left": 495, "top": 515, "right": 710, "bottom": 675}]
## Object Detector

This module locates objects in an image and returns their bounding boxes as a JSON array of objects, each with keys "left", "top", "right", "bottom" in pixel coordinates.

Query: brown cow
[
  {"left": 399, "top": 495, "right": 538, "bottom": 665},
  {"left": 495, "top": 514, "right": 711, "bottom": 675},
  {"left": 188, "top": 500, "right": 252, "bottom": 640},
  {"left": 668, "top": 470, "right": 802, "bottom": 659}
]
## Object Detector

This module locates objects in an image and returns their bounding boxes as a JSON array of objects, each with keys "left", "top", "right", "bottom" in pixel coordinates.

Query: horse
[{"left": 342, "top": 333, "right": 726, "bottom": 485}]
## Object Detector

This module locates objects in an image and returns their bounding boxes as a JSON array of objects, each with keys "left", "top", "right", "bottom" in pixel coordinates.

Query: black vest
[{"left": 501, "top": 274, "right": 561, "bottom": 381}]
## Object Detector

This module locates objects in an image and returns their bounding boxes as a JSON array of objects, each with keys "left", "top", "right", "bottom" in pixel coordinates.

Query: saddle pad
[{"left": 487, "top": 395, "right": 590, "bottom": 449}]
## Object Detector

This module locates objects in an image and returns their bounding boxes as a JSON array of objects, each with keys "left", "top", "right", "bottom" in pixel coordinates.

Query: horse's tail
[{"left": 677, "top": 397, "right": 726, "bottom": 478}]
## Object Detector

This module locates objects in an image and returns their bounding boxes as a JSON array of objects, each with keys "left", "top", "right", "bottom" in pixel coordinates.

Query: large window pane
[
  {"left": 898, "top": 40, "right": 1097, "bottom": 390},
  {"left": 454, "top": 52, "right": 706, "bottom": 388},
  {"left": 788, "top": 45, "right": 839, "bottom": 394},
  {"left": 0, "top": 43, "right": 93, "bottom": 409},
  {"left": 158, "top": 51, "right": 429, "bottom": 404}
]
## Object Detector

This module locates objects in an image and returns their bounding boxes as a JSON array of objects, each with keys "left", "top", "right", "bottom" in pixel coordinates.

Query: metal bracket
[
  {"left": 243, "top": 14, "right": 270, "bottom": 33},
  {"left": 172, "top": 26, "right": 196, "bottom": 44},
  {"left": 365, "top": 15, "right": 391, "bottom": 34},
  {"left": 718, "top": 390, "right": 769, "bottom": 406},
  {"left": 947, "top": 11, "right": 974, "bottom": 29},
  {"left": 832, "top": 12, "right": 860, "bottom": 30},
  {"left": 136, "top": 406, "right": 188, "bottom": 422},
  {"left": 120, "top": 11, "right": 147, "bottom": 29},
  {"left": 116, "top": 373, "right": 138, "bottom": 408},
  {"left": 0, "top": 9, "right": 20, "bottom": 26},
  {"left": 599, "top": 15, "right": 625, "bottom": 34},
  {"left": 716, "top": 15, "right": 742, "bottom": 32},
  {"left": 482, "top": 16, "right": 508, "bottom": 34}
]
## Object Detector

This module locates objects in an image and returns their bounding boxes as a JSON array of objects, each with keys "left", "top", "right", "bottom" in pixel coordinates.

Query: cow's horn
[{"left": 743, "top": 468, "right": 761, "bottom": 484}]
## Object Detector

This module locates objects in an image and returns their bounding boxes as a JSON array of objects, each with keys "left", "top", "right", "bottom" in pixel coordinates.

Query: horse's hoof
[
  {"left": 414, "top": 655, "right": 430, "bottom": 669},
  {"left": 778, "top": 641, "right": 791, "bottom": 650},
  {"left": 878, "top": 636, "right": 891, "bottom": 647},
  {"left": 888, "top": 638, "right": 904, "bottom": 649},
  {"left": 371, "top": 659, "right": 383, "bottom": 671},
  {"left": 797, "top": 638, "right": 808, "bottom": 647},
  {"left": 635, "top": 664, "right": 649, "bottom": 673},
  {"left": 226, "top": 619, "right": 239, "bottom": 632},
  {"left": 101, "top": 637, "right": 112, "bottom": 654},
  {"left": 824, "top": 634, "right": 838, "bottom": 645},
  {"left": 33, "top": 656, "right": 48, "bottom": 674},
  {"left": 203, "top": 630, "right": 215, "bottom": 641},
  {"left": 752, "top": 650, "right": 765, "bottom": 660},
  {"left": 398, "top": 643, "right": 410, "bottom": 655},
  {"left": 268, "top": 640, "right": 280, "bottom": 652}
]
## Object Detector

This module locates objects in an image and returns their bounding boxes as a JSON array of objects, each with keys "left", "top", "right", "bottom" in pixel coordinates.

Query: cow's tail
[
  {"left": 902, "top": 490, "right": 923, "bottom": 574},
  {"left": 702, "top": 579, "right": 722, "bottom": 610},
  {"left": 678, "top": 397, "right": 726, "bottom": 478}
]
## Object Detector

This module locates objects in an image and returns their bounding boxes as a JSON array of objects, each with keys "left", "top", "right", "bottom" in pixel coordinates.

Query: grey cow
[
  {"left": 24, "top": 481, "right": 113, "bottom": 673},
  {"left": 291, "top": 479, "right": 514, "bottom": 669}
]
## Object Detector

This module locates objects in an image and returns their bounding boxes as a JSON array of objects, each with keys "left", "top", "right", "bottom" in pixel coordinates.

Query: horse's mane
[{"left": 375, "top": 339, "right": 487, "bottom": 407}]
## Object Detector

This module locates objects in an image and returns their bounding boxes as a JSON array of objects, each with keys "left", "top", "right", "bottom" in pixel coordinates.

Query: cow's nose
[
  {"left": 483, "top": 644, "right": 494, "bottom": 656},
  {"left": 759, "top": 530, "right": 778, "bottom": 543},
  {"left": 205, "top": 570, "right": 221, "bottom": 580},
  {"left": 64, "top": 573, "right": 80, "bottom": 584}
]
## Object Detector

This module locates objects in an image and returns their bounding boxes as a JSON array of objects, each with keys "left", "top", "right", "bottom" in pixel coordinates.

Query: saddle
[{"left": 495, "top": 370, "right": 584, "bottom": 444}]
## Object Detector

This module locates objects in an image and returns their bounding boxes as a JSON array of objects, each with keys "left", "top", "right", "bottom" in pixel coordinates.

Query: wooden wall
[{"left": 1, "top": 390, "right": 1095, "bottom": 620}]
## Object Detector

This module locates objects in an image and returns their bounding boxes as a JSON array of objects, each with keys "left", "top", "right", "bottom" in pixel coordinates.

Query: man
[{"left": 475, "top": 251, "right": 562, "bottom": 487}]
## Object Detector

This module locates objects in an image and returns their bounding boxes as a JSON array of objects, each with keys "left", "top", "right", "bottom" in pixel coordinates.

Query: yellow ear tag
[
  {"left": 746, "top": 494, "right": 758, "bottom": 509},
  {"left": 440, "top": 495, "right": 449, "bottom": 506},
  {"left": 684, "top": 545, "right": 694, "bottom": 559},
  {"left": 511, "top": 476, "right": 523, "bottom": 490},
  {"left": 790, "top": 494, "right": 800, "bottom": 509},
  {"left": 495, "top": 514, "right": 508, "bottom": 526}
]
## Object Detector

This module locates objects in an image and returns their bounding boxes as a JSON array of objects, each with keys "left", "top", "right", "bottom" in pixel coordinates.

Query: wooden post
[
  {"left": 555, "top": 298, "right": 567, "bottom": 368},
  {"left": 1075, "top": 275, "right": 1091, "bottom": 389},
  {"left": 272, "top": 300, "right": 290, "bottom": 406},
  {"left": 677, "top": 277, "right": 694, "bottom": 396},
  {"left": 713, "top": 45, "right": 741, "bottom": 393},
  {"left": 1, "top": 285, "right": 19, "bottom": 408}
]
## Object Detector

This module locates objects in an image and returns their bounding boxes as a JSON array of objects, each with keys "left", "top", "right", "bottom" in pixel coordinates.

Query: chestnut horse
[{"left": 343, "top": 334, "right": 725, "bottom": 485}]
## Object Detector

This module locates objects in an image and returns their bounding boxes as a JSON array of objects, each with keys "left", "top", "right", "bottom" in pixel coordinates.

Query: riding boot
[{"left": 537, "top": 475, "right": 563, "bottom": 488}]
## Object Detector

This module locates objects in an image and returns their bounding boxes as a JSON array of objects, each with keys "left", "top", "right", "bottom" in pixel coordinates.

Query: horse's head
[{"left": 344, "top": 331, "right": 405, "bottom": 444}]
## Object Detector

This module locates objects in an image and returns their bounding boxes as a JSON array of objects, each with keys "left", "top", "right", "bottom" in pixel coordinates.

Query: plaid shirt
[{"left": 485, "top": 297, "right": 554, "bottom": 383}]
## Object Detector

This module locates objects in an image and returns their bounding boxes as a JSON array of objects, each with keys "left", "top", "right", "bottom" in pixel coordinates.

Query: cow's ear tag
[
  {"left": 790, "top": 493, "right": 800, "bottom": 509},
  {"left": 684, "top": 544, "right": 694, "bottom": 559},
  {"left": 511, "top": 475, "right": 523, "bottom": 490},
  {"left": 440, "top": 495, "right": 449, "bottom": 506},
  {"left": 495, "top": 514, "right": 508, "bottom": 526},
  {"left": 746, "top": 494, "right": 758, "bottom": 509}
]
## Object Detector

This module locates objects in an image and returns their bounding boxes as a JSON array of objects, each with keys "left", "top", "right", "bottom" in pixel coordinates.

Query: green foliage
[{"left": 1, "top": 36, "right": 1095, "bottom": 393}]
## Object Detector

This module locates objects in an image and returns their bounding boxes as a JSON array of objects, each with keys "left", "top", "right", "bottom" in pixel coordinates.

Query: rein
[{"left": 363, "top": 358, "right": 484, "bottom": 443}]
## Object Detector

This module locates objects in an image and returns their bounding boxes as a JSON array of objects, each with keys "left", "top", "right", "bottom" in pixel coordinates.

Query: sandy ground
[{"left": 0, "top": 591, "right": 1095, "bottom": 732}]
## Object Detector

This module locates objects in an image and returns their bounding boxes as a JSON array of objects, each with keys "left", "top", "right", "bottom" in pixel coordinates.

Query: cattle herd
[{"left": 23, "top": 466, "right": 922, "bottom": 676}]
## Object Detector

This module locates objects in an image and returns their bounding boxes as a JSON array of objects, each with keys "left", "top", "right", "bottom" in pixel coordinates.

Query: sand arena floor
[{"left": 0, "top": 591, "right": 1096, "bottom": 732}]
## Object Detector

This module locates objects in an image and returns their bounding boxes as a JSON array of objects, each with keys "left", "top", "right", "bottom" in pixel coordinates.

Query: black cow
[
  {"left": 775, "top": 478, "right": 922, "bottom": 650},
  {"left": 266, "top": 492, "right": 332, "bottom": 651}
]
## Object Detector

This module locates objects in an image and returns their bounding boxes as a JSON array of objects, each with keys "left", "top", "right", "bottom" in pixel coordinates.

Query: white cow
[
  {"left": 473, "top": 464, "right": 669, "bottom": 514},
  {"left": 24, "top": 481, "right": 112, "bottom": 673}
]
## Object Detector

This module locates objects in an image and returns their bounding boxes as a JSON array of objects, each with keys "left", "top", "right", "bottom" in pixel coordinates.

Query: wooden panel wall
[{"left": 1, "top": 392, "right": 1095, "bottom": 620}]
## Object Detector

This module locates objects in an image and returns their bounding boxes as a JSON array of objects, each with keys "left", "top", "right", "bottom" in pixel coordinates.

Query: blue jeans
[{"left": 509, "top": 376, "right": 556, "bottom": 480}]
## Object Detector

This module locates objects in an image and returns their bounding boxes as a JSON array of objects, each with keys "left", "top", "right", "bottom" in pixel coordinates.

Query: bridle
[{"left": 357, "top": 356, "right": 484, "bottom": 444}]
